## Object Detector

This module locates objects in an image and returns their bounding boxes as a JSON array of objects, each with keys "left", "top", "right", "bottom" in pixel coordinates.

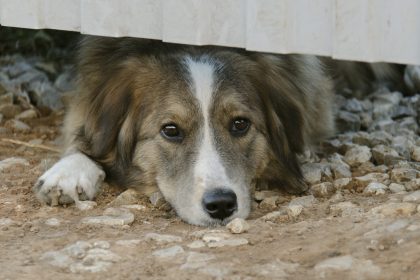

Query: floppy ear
[
  {"left": 77, "top": 75, "right": 139, "bottom": 185},
  {"left": 250, "top": 56, "right": 308, "bottom": 194}
]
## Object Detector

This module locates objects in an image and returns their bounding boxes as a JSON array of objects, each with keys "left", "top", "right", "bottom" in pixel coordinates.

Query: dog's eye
[
  {"left": 161, "top": 124, "right": 184, "bottom": 142},
  {"left": 230, "top": 118, "right": 250, "bottom": 136}
]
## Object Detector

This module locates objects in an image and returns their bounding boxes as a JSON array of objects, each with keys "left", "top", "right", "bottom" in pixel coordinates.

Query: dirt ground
[{"left": 0, "top": 113, "right": 419, "bottom": 280}]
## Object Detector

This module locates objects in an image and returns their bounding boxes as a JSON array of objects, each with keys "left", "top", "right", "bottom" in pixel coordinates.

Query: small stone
[
  {"left": 54, "top": 70, "right": 76, "bottom": 92},
  {"left": 333, "top": 178, "right": 353, "bottom": 190},
  {"left": 259, "top": 196, "right": 279, "bottom": 210},
  {"left": 301, "top": 163, "right": 323, "bottom": 184},
  {"left": 45, "top": 218, "right": 61, "bottom": 227},
  {"left": 40, "top": 251, "right": 72, "bottom": 269},
  {"left": 373, "top": 91, "right": 402, "bottom": 117},
  {"left": 226, "top": 218, "right": 250, "bottom": 234},
  {"left": 253, "top": 190, "right": 281, "bottom": 201},
  {"left": 75, "top": 201, "right": 97, "bottom": 211},
  {"left": 187, "top": 240, "right": 206, "bottom": 249},
  {"left": 398, "top": 117, "right": 418, "bottom": 132},
  {"left": 371, "top": 202, "right": 417, "bottom": 217},
  {"left": 145, "top": 233, "right": 182, "bottom": 244},
  {"left": 115, "top": 239, "right": 142, "bottom": 246},
  {"left": 404, "top": 179, "right": 420, "bottom": 191},
  {"left": 331, "top": 163, "right": 352, "bottom": 179},
  {"left": 321, "top": 139, "right": 342, "bottom": 154},
  {"left": 6, "top": 119, "right": 30, "bottom": 132},
  {"left": 0, "top": 218, "right": 15, "bottom": 227},
  {"left": 289, "top": 195, "right": 317, "bottom": 207},
  {"left": 259, "top": 210, "right": 289, "bottom": 223},
  {"left": 81, "top": 208, "right": 134, "bottom": 226},
  {"left": 286, "top": 205, "right": 304, "bottom": 218},
  {"left": 411, "top": 147, "right": 420, "bottom": 162},
  {"left": 391, "top": 168, "right": 418, "bottom": 183},
  {"left": 351, "top": 131, "right": 372, "bottom": 147},
  {"left": 372, "top": 145, "right": 401, "bottom": 165},
  {"left": 15, "top": 109, "right": 38, "bottom": 120},
  {"left": 181, "top": 252, "right": 215, "bottom": 270},
  {"left": 389, "top": 183, "right": 406, "bottom": 193},
  {"left": 314, "top": 255, "right": 381, "bottom": 278},
  {"left": 329, "top": 201, "right": 361, "bottom": 217},
  {"left": 360, "top": 112, "right": 373, "bottom": 129},
  {"left": 71, "top": 248, "right": 120, "bottom": 273},
  {"left": 353, "top": 173, "right": 390, "bottom": 191},
  {"left": 109, "top": 189, "right": 142, "bottom": 207},
  {"left": 342, "top": 98, "right": 363, "bottom": 113},
  {"left": 0, "top": 157, "right": 29, "bottom": 172},
  {"left": 370, "top": 119, "right": 398, "bottom": 135},
  {"left": 202, "top": 232, "right": 231, "bottom": 243},
  {"left": 206, "top": 238, "right": 248, "bottom": 248},
  {"left": 153, "top": 245, "right": 184, "bottom": 258},
  {"left": 252, "top": 260, "right": 299, "bottom": 278},
  {"left": 149, "top": 192, "right": 165, "bottom": 207},
  {"left": 93, "top": 241, "right": 111, "bottom": 249},
  {"left": 392, "top": 105, "right": 417, "bottom": 119},
  {"left": 369, "top": 131, "right": 393, "bottom": 146},
  {"left": 402, "top": 190, "right": 420, "bottom": 202},
  {"left": 310, "top": 182, "right": 335, "bottom": 198},
  {"left": 329, "top": 191, "right": 344, "bottom": 203},
  {"left": 336, "top": 111, "right": 361, "bottom": 133},
  {"left": 344, "top": 146, "right": 372, "bottom": 167},
  {"left": 0, "top": 104, "right": 22, "bottom": 118},
  {"left": 120, "top": 204, "right": 146, "bottom": 211},
  {"left": 364, "top": 182, "right": 388, "bottom": 195},
  {"left": 392, "top": 136, "right": 415, "bottom": 159},
  {"left": 0, "top": 91, "right": 13, "bottom": 104}
]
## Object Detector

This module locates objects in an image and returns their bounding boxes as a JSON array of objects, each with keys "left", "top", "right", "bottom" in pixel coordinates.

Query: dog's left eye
[
  {"left": 230, "top": 118, "right": 251, "bottom": 136},
  {"left": 161, "top": 124, "right": 184, "bottom": 142}
]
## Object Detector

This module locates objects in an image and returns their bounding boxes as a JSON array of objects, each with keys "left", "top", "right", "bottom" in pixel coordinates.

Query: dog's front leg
[{"left": 33, "top": 152, "right": 105, "bottom": 206}]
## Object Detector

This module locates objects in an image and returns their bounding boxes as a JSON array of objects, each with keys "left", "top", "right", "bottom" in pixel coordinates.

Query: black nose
[{"left": 202, "top": 188, "right": 237, "bottom": 220}]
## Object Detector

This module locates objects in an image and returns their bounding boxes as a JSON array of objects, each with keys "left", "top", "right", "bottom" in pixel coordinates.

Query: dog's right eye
[{"left": 160, "top": 124, "right": 184, "bottom": 142}]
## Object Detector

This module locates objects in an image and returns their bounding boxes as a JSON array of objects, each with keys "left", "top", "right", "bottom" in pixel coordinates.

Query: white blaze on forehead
[{"left": 184, "top": 57, "right": 229, "bottom": 187}]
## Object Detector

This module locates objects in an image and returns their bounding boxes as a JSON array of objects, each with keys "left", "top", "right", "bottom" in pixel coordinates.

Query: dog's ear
[
  {"left": 250, "top": 55, "right": 308, "bottom": 194},
  {"left": 77, "top": 74, "right": 139, "bottom": 183}
]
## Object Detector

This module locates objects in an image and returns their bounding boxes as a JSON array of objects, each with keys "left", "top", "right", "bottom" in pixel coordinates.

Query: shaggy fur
[{"left": 34, "top": 37, "right": 336, "bottom": 225}]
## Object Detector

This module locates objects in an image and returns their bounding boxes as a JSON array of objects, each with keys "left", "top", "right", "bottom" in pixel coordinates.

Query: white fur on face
[
  {"left": 34, "top": 153, "right": 105, "bottom": 205},
  {"left": 167, "top": 57, "right": 250, "bottom": 225},
  {"left": 185, "top": 57, "right": 229, "bottom": 188}
]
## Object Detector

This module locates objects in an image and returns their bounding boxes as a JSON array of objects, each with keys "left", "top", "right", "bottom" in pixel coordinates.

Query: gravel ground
[{"left": 1, "top": 47, "right": 420, "bottom": 279}]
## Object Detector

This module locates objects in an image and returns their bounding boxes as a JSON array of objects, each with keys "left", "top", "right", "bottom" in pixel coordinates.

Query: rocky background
[{"left": 1, "top": 27, "right": 420, "bottom": 279}]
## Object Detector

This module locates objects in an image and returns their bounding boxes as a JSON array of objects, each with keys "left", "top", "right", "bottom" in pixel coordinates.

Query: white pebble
[{"left": 226, "top": 218, "right": 250, "bottom": 234}]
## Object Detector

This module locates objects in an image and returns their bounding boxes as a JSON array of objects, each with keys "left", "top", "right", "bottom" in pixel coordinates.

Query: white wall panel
[{"left": 0, "top": 0, "right": 419, "bottom": 64}]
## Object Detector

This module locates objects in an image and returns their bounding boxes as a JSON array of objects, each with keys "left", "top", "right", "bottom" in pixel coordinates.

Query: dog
[{"left": 34, "top": 36, "right": 339, "bottom": 226}]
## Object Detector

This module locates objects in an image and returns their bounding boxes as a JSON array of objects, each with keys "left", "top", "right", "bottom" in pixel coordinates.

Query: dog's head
[{"left": 77, "top": 39, "right": 331, "bottom": 226}]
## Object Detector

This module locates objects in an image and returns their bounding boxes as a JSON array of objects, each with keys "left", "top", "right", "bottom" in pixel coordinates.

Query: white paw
[{"left": 33, "top": 153, "right": 105, "bottom": 206}]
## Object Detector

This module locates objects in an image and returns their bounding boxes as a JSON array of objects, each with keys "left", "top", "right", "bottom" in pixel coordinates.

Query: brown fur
[{"left": 61, "top": 37, "right": 335, "bottom": 196}]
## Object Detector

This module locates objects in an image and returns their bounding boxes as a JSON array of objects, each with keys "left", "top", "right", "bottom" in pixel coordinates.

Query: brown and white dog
[{"left": 33, "top": 37, "right": 338, "bottom": 226}]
